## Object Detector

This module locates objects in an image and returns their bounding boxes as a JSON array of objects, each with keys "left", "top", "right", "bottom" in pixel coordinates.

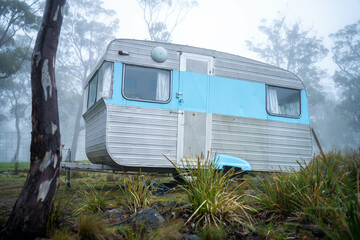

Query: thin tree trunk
[
  {"left": 70, "top": 93, "right": 84, "bottom": 161},
  {"left": 11, "top": 114, "right": 21, "bottom": 175},
  {"left": 1, "top": 0, "right": 66, "bottom": 239}
]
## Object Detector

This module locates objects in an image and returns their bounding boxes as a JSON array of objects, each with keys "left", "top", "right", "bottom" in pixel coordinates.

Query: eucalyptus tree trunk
[
  {"left": 1, "top": 0, "right": 66, "bottom": 239},
  {"left": 11, "top": 111, "right": 21, "bottom": 175}
]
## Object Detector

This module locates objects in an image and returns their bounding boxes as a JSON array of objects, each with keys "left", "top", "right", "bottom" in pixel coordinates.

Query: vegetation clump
[
  {"left": 120, "top": 173, "right": 153, "bottom": 212},
  {"left": 253, "top": 150, "right": 360, "bottom": 239},
  {"left": 169, "top": 154, "right": 253, "bottom": 229},
  {"left": 77, "top": 183, "right": 111, "bottom": 213},
  {"left": 78, "top": 214, "right": 109, "bottom": 240},
  {"left": 1, "top": 149, "right": 359, "bottom": 239}
]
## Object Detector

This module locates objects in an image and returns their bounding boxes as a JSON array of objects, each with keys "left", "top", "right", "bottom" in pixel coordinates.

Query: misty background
[{"left": 0, "top": 0, "right": 359, "bottom": 162}]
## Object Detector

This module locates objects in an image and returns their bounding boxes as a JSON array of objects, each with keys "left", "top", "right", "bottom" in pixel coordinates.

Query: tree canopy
[
  {"left": 246, "top": 17, "right": 328, "bottom": 107},
  {"left": 137, "top": 0, "right": 197, "bottom": 42},
  {"left": 0, "top": 0, "right": 40, "bottom": 80},
  {"left": 330, "top": 19, "right": 360, "bottom": 133}
]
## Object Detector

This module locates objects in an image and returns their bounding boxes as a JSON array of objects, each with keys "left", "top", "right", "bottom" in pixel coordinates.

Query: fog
[{"left": 0, "top": 0, "right": 359, "bottom": 162}]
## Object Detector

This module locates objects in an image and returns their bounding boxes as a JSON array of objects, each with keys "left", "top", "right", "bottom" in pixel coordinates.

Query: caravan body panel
[{"left": 83, "top": 39, "right": 312, "bottom": 172}]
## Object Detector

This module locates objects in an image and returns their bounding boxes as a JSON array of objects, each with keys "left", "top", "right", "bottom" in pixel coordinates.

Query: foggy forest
[
  {"left": 0, "top": 0, "right": 359, "bottom": 163},
  {"left": 0, "top": 0, "right": 360, "bottom": 239}
]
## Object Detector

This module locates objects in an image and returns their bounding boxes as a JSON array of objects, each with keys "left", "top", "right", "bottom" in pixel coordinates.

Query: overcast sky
[{"left": 103, "top": 0, "right": 360, "bottom": 77}]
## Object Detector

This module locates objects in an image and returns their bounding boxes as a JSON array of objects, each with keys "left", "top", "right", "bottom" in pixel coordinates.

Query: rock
[
  {"left": 102, "top": 209, "right": 126, "bottom": 223},
  {"left": 182, "top": 233, "right": 201, "bottom": 240},
  {"left": 129, "top": 208, "right": 165, "bottom": 231},
  {"left": 301, "top": 224, "right": 325, "bottom": 237}
]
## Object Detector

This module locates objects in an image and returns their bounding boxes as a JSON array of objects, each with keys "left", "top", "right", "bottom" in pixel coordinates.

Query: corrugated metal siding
[
  {"left": 104, "top": 39, "right": 304, "bottom": 90},
  {"left": 106, "top": 105, "right": 178, "bottom": 168},
  {"left": 106, "top": 40, "right": 180, "bottom": 71},
  {"left": 83, "top": 100, "right": 110, "bottom": 164},
  {"left": 211, "top": 114, "right": 312, "bottom": 171}
]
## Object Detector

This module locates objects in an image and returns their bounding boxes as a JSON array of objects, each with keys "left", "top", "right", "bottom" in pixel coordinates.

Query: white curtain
[
  {"left": 267, "top": 87, "right": 280, "bottom": 114},
  {"left": 102, "top": 63, "right": 113, "bottom": 99},
  {"left": 280, "top": 96, "right": 300, "bottom": 116},
  {"left": 156, "top": 72, "right": 169, "bottom": 101}
]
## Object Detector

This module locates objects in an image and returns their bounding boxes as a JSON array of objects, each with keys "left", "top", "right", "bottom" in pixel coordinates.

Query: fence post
[{"left": 66, "top": 149, "right": 71, "bottom": 188}]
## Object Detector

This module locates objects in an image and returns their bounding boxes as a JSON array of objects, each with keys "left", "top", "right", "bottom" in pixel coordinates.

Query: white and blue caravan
[{"left": 83, "top": 39, "right": 312, "bottom": 173}]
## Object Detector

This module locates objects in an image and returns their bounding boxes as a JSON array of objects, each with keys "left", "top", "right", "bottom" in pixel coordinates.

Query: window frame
[
  {"left": 97, "top": 61, "right": 114, "bottom": 101},
  {"left": 266, "top": 85, "right": 302, "bottom": 119},
  {"left": 86, "top": 61, "right": 114, "bottom": 110},
  {"left": 122, "top": 64, "right": 172, "bottom": 104},
  {"left": 87, "top": 73, "right": 98, "bottom": 109}
]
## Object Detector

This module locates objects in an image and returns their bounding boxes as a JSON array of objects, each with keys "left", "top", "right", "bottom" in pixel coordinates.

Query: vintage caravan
[{"left": 83, "top": 39, "right": 312, "bottom": 173}]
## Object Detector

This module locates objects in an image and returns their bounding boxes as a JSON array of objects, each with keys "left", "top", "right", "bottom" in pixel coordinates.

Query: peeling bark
[{"left": 1, "top": 0, "right": 66, "bottom": 239}]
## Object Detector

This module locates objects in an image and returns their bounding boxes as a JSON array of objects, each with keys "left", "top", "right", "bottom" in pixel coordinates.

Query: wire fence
[{"left": 0, "top": 131, "right": 87, "bottom": 162}]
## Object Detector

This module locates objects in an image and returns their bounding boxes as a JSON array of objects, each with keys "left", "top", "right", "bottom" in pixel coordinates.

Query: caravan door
[{"left": 176, "top": 53, "right": 213, "bottom": 162}]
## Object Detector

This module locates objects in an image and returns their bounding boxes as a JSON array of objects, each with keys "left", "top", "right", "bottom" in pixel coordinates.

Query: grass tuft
[
  {"left": 51, "top": 229, "right": 75, "bottom": 240},
  {"left": 149, "top": 219, "right": 184, "bottom": 240},
  {"left": 120, "top": 173, "right": 153, "bottom": 212},
  {"left": 253, "top": 149, "right": 360, "bottom": 238},
  {"left": 199, "top": 225, "right": 226, "bottom": 240},
  {"left": 48, "top": 188, "right": 74, "bottom": 231},
  {"left": 167, "top": 154, "right": 253, "bottom": 228},
  {"left": 78, "top": 214, "right": 109, "bottom": 240},
  {"left": 77, "top": 183, "right": 110, "bottom": 213}
]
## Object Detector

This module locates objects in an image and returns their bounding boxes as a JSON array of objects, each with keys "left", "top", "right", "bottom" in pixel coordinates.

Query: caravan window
[
  {"left": 87, "top": 74, "right": 97, "bottom": 109},
  {"left": 267, "top": 86, "right": 301, "bottom": 117},
  {"left": 87, "top": 61, "right": 114, "bottom": 109},
  {"left": 97, "top": 62, "right": 113, "bottom": 101},
  {"left": 123, "top": 65, "right": 171, "bottom": 103}
]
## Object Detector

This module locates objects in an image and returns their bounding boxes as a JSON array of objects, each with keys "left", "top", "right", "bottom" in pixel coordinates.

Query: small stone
[
  {"left": 103, "top": 208, "right": 125, "bottom": 223},
  {"left": 182, "top": 233, "right": 201, "bottom": 240},
  {"left": 129, "top": 208, "right": 165, "bottom": 231}
]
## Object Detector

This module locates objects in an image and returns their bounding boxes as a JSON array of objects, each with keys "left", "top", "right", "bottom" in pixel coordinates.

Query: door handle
[{"left": 176, "top": 92, "right": 183, "bottom": 98}]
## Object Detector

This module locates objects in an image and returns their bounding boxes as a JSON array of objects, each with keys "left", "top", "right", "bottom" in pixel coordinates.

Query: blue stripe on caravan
[
  {"left": 105, "top": 63, "right": 180, "bottom": 110},
  {"left": 105, "top": 62, "right": 310, "bottom": 125}
]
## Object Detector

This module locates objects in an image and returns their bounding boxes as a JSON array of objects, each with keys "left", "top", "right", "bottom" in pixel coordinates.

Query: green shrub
[
  {"left": 149, "top": 219, "right": 183, "bottom": 240},
  {"left": 200, "top": 225, "right": 226, "bottom": 240},
  {"left": 48, "top": 188, "right": 74, "bottom": 231},
  {"left": 343, "top": 149, "right": 360, "bottom": 184},
  {"left": 309, "top": 166, "right": 360, "bottom": 240},
  {"left": 51, "top": 229, "right": 74, "bottom": 240},
  {"left": 78, "top": 214, "right": 109, "bottom": 240},
  {"left": 168, "top": 154, "right": 253, "bottom": 228},
  {"left": 254, "top": 171, "right": 303, "bottom": 217},
  {"left": 254, "top": 150, "right": 360, "bottom": 225},
  {"left": 77, "top": 183, "right": 110, "bottom": 213},
  {"left": 120, "top": 173, "right": 152, "bottom": 212}
]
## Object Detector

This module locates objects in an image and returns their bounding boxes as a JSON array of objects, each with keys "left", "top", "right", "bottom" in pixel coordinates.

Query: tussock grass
[
  {"left": 167, "top": 154, "right": 253, "bottom": 228},
  {"left": 254, "top": 149, "right": 360, "bottom": 238},
  {"left": 149, "top": 219, "right": 184, "bottom": 240},
  {"left": 106, "top": 173, "right": 116, "bottom": 182},
  {"left": 199, "top": 225, "right": 226, "bottom": 240},
  {"left": 51, "top": 229, "right": 75, "bottom": 240},
  {"left": 120, "top": 173, "right": 153, "bottom": 212},
  {"left": 77, "top": 183, "right": 110, "bottom": 213},
  {"left": 71, "top": 171, "right": 88, "bottom": 178},
  {"left": 78, "top": 214, "right": 109, "bottom": 240},
  {"left": 48, "top": 188, "right": 74, "bottom": 231},
  {"left": 311, "top": 177, "right": 360, "bottom": 240}
]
